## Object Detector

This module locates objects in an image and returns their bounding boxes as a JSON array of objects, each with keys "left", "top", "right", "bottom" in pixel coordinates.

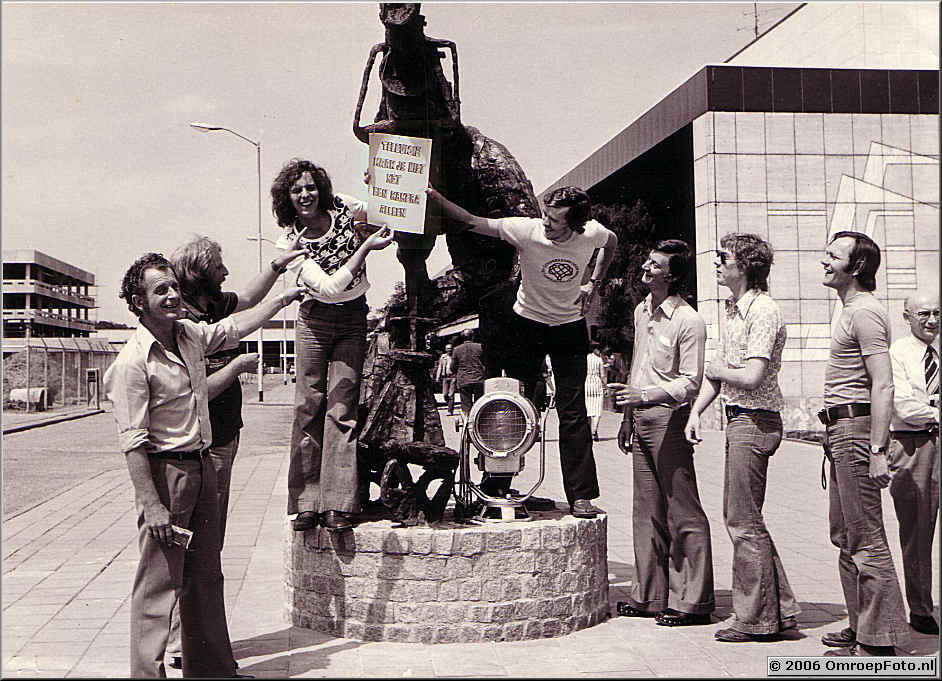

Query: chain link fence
[{"left": 3, "top": 337, "right": 117, "bottom": 412}]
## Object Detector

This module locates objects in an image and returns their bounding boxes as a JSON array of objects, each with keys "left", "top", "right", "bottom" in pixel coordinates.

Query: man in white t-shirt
[{"left": 427, "top": 185, "right": 617, "bottom": 518}]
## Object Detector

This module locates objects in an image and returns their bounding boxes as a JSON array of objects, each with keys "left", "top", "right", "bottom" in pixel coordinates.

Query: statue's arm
[{"left": 353, "top": 44, "right": 386, "bottom": 138}]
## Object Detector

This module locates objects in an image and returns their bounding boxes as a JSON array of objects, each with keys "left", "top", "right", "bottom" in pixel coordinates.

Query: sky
[{"left": 2, "top": 1, "right": 799, "bottom": 325}]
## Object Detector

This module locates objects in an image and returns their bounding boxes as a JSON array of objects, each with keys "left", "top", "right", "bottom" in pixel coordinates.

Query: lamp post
[
  {"left": 190, "top": 122, "right": 265, "bottom": 402},
  {"left": 247, "top": 235, "right": 291, "bottom": 386}
]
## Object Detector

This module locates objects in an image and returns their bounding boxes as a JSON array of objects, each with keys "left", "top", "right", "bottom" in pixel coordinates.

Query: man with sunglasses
[
  {"left": 887, "top": 290, "right": 940, "bottom": 637},
  {"left": 685, "top": 234, "right": 800, "bottom": 642},
  {"left": 609, "top": 239, "right": 714, "bottom": 627}
]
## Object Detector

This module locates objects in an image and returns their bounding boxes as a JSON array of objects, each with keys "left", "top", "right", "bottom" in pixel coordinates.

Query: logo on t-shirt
[{"left": 542, "top": 258, "right": 579, "bottom": 282}]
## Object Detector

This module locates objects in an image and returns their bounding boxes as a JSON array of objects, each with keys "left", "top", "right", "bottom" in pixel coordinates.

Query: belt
[
  {"left": 150, "top": 449, "right": 207, "bottom": 461},
  {"left": 725, "top": 404, "right": 778, "bottom": 419},
  {"left": 303, "top": 295, "right": 366, "bottom": 309},
  {"left": 817, "top": 403, "right": 871, "bottom": 425},
  {"left": 892, "top": 428, "right": 938, "bottom": 438}
]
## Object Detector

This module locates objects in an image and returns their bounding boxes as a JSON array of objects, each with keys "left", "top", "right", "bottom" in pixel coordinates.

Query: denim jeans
[
  {"left": 287, "top": 297, "right": 366, "bottom": 515},
  {"left": 724, "top": 410, "right": 800, "bottom": 633},
  {"left": 502, "top": 314, "right": 598, "bottom": 504},
  {"left": 826, "top": 415, "right": 909, "bottom": 647},
  {"left": 626, "top": 404, "right": 715, "bottom": 615},
  {"left": 888, "top": 431, "right": 939, "bottom": 618}
]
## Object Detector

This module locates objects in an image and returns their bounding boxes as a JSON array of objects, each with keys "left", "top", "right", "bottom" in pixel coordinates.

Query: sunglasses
[{"left": 715, "top": 250, "right": 732, "bottom": 264}]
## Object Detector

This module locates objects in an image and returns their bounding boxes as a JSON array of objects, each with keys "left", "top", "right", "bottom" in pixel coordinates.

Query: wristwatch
[
  {"left": 640, "top": 387, "right": 648, "bottom": 404},
  {"left": 870, "top": 444, "right": 887, "bottom": 455},
  {"left": 270, "top": 259, "right": 288, "bottom": 275}
]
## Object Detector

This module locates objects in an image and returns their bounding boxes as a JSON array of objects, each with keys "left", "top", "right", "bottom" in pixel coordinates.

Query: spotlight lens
[{"left": 475, "top": 398, "right": 527, "bottom": 453}]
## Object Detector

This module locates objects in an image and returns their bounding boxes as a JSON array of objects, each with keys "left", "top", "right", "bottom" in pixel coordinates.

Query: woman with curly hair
[{"left": 273, "top": 158, "right": 393, "bottom": 533}]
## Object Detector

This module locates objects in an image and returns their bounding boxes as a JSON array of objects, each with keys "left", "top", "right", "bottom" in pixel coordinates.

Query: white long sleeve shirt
[{"left": 889, "top": 333, "right": 941, "bottom": 431}]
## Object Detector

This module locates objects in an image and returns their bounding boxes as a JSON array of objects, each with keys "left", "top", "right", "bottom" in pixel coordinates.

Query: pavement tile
[
  {"left": 31, "top": 624, "right": 102, "bottom": 643},
  {"left": 427, "top": 645, "right": 508, "bottom": 677}
]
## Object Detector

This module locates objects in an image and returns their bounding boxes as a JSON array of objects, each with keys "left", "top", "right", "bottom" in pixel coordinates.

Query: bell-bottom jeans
[
  {"left": 287, "top": 297, "right": 366, "bottom": 515},
  {"left": 724, "top": 409, "right": 800, "bottom": 634},
  {"left": 826, "top": 414, "right": 909, "bottom": 647}
]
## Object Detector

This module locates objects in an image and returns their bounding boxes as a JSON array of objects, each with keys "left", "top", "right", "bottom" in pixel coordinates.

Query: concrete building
[
  {"left": 3, "top": 249, "right": 97, "bottom": 339},
  {"left": 545, "top": 2, "right": 939, "bottom": 431}
]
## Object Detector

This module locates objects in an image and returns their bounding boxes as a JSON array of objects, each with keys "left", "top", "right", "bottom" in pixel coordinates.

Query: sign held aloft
[{"left": 367, "top": 132, "right": 432, "bottom": 235}]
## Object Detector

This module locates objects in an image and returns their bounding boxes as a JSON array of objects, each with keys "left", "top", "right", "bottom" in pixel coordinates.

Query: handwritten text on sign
[{"left": 367, "top": 133, "right": 432, "bottom": 235}]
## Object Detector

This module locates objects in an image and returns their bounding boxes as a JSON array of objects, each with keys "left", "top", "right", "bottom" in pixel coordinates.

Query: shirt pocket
[
  {"left": 651, "top": 334, "right": 675, "bottom": 373},
  {"left": 726, "top": 340, "right": 747, "bottom": 369}
]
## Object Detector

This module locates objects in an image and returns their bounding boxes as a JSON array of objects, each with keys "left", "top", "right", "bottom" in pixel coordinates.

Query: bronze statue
[{"left": 354, "top": 3, "right": 542, "bottom": 525}]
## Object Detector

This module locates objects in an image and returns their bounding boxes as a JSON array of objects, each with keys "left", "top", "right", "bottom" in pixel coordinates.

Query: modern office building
[
  {"left": 545, "top": 3, "right": 939, "bottom": 430},
  {"left": 3, "top": 249, "right": 97, "bottom": 339}
]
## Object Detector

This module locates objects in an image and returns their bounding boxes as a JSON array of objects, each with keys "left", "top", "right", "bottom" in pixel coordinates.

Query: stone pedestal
[{"left": 284, "top": 511, "right": 609, "bottom": 643}]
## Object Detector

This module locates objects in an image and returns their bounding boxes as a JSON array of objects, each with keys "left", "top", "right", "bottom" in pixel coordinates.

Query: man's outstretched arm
[{"left": 426, "top": 187, "right": 502, "bottom": 238}]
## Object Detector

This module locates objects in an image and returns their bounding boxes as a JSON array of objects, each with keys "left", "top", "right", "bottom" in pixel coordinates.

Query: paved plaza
[{"left": 3, "top": 382, "right": 939, "bottom": 677}]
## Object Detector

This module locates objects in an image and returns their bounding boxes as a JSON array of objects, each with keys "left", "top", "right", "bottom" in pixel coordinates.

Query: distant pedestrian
[
  {"left": 585, "top": 344, "right": 605, "bottom": 440},
  {"left": 610, "top": 239, "right": 714, "bottom": 627},
  {"left": 272, "top": 158, "right": 394, "bottom": 534},
  {"left": 435, "top": 343, "right": 456, "bottom": 415},
  {"left": 888, "top": 290, "right": 940, "bottom": 637},
  {"left": 451, "top": 328, "right": 485, "bottom": 420},
  {"left": 532, "top": 355, "right": 554, "bottom": 414},
  {"left": 104, "top": 252, "right": 302, "bottom": 677},
  {"left": 685, "top": 233, "right": 800, "bottom": 642},
  {"left": 817, "top": 231, "right": 909, "bottom": 656}
]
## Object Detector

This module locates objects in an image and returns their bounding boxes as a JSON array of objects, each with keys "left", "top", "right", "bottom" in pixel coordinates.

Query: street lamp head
[{"left": 189, "top": 122, "right": 222, "bottom": 132}]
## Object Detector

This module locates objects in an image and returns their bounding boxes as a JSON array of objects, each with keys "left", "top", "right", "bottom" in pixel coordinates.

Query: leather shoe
[
  {"left": 824, "top": 643, "right": 896, "bottom": 657},
  {"left": 616, "top": 601, "right": 656, "bottom": 618},
  {"left": 655, "top": 608, "right": 711, "bottom": 627},
  {"left": 821, "top": 626, "right": 856, "bottom": 647},
  {"left": 168, "top": 656, "right": 182, "bottom": 670},
  {"left": 714, "top": 627, "right": 780, "bottom": 642},
  {"left": 571, "top": 499, "right": 602, "bottom": 518},
  {"left": 291, "top": 511, "right": 318, "bottom": 531},
  {"left": 322, "top": 510, "right": 353, "bottom": 532},
  {"left": 910, "top": 614, "right": 939, "bottom": 635}
]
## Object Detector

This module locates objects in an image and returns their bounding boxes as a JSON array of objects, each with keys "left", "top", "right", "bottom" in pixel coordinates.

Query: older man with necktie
[{"left": 888, "top": 290, "right": 940, "bottom": 637}]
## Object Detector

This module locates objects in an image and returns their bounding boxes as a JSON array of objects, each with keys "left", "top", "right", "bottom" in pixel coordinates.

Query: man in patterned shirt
[{"left": 685, "top": 233, "right": 800, "bottom": 642}]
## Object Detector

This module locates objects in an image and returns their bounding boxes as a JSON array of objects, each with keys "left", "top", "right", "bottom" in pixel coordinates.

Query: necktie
[{"left": 925, "top": 346, "right": 939, "bottom": 396}]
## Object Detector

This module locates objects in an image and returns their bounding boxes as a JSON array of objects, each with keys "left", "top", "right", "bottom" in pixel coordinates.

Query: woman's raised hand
[
  {"left": 364, "top": 226, "right": 395, "bottom": 251},
  {"left": 275, "top": 232, "right": 307, "bottom": 269}
]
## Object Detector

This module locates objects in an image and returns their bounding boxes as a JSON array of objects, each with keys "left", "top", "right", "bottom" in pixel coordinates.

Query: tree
[
  {"left": 591, "top": 198, "right": 659, "bottom": 356},
  {"left": 374, "top": 280, "right": 407, "bottom": 321}
]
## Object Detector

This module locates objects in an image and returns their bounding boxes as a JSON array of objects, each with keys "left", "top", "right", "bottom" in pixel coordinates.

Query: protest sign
[{"left": 367, "top": 132, "right": 432, "bottom": 235}]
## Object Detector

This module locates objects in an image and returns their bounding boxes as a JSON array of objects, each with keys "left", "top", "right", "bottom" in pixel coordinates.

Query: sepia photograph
[{"left": 2, "top": 1, "right": 939, "bottom": 677}]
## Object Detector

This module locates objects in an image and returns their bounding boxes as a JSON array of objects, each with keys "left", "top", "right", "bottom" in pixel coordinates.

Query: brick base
[{"left": 284, "top": 512, "right": 609, "bottom": 643}]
